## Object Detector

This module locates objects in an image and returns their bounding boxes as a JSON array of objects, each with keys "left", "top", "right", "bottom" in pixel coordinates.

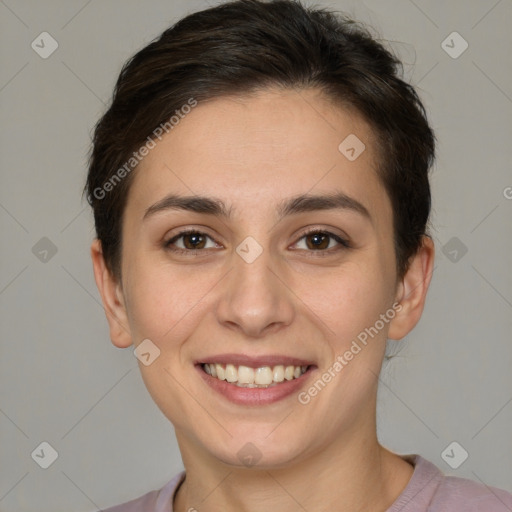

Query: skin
[{"left": 91, "top": 88, "right": 434, "bottom": 512}]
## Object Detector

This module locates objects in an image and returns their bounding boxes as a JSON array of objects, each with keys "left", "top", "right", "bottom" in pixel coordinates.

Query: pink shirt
[{"left": 102, "top": 454, "right": 512, "bottom": 511}]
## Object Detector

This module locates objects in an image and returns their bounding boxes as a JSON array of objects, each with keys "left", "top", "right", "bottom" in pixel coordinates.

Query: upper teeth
[{"left": 203, "top": 363, "right": 308, "bottom": 387}]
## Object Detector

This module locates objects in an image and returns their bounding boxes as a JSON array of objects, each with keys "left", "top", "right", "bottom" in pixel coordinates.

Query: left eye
[{"left": 293, "top": 230, "right": 350, "bottom": 251}]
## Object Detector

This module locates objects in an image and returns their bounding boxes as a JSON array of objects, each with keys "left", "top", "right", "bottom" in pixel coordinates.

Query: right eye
[{"left": 164, "top": 229, "right": 221, "bottom": 254}]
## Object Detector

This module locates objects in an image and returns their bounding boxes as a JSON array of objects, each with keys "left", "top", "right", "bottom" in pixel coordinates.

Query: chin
[{"left": 201, "top": 431, "right": 308, "bottom": 470}]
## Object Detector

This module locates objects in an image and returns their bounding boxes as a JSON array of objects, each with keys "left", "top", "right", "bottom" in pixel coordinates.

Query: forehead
[{"left": 125, "top": 88, "right": 390, "bottom": 223}]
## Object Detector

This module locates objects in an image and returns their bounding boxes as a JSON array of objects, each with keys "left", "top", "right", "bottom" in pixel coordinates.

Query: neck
[{"left": 173, "top": 423, "right": 413, "bottom": 512}]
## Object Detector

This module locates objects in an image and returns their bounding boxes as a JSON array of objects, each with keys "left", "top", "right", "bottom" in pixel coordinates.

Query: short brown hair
[{"left": 85, "top": 0, "right": 435, "bottom": 280}]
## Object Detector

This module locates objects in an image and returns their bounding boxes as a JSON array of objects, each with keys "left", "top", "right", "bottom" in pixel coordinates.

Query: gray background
[{"left": 1, "top": 0, "right": 511, "bottom": 510}]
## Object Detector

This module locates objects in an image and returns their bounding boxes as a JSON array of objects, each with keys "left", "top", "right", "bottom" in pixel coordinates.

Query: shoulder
[
  {"left": 101, "top": 471, "right": 185, "bottom": 512},
  {"left": 432, "top": 471, "right": 512, "bottom": 510},
  {"left": 388, "top": 455, "right": 512, "bottom": 512}
]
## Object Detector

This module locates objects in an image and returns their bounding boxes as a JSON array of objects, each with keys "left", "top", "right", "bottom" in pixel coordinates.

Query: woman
[{"left": 86, "top": 1, "right": 512, "bottom": 510}]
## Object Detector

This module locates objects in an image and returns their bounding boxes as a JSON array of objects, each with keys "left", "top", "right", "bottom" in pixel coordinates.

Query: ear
[
  {"left": 387, "top": 235, "right": 435, "bottom": 341},
  {"left": 90, "top": 239, "right": 133, "bottom": 348}
]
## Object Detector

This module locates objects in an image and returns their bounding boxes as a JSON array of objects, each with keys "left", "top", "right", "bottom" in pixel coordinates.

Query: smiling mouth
[{"left": 200, "top": 363, "right": 312, "bottom": 388}]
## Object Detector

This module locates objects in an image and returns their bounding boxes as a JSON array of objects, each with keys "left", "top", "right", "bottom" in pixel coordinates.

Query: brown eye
[
  {"left": 165, "top": 230, "right": 218, "bottom": 252},
  {"left": 305, "top": 232, "right": 330, "bottom": 250},
  {"left": 181, "top": 232, "right": 207, "bottom": 249},
  {"left": 293, "top": 229, "right": 351, "bottom": 253}
]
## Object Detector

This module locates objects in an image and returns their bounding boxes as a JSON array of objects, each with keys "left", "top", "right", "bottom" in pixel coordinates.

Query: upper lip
[{"left": 196, "top": 353, "right": 316, "bottom": 368}]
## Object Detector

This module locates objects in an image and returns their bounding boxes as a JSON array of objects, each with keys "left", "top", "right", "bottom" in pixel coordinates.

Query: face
[{"left": 93, "top": 88, "right": 431, "bottom": 469}]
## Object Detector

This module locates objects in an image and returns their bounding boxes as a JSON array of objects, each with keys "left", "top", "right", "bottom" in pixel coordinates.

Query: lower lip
[{"left": 196, "top": 364, "right": 316, "bottom": 406}]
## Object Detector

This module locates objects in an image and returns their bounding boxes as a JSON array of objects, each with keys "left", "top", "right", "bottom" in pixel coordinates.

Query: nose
[{"left": 215, "top": 248, "right": 295, "bottom": 338}]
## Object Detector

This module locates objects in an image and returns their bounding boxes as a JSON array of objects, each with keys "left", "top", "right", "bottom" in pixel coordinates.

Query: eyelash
[{"left": 163, "top": 228, "right": 351, "bottom": 256}]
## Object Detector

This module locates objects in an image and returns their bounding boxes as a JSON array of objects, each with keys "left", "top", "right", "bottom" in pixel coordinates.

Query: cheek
[
  {"left": 123, "top": 259, "right": 217, "bottom": 342},
  {"left": 297, "top": 259, "right": 392, "bottom": 332}
]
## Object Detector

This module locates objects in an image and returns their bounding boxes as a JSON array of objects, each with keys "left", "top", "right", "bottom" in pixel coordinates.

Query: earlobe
[
  {"left": 90, "top": 239, "right": 133, "bottom": 348},
  {"left": 387, "top": 236, "right": 435, "bottom": 341}
]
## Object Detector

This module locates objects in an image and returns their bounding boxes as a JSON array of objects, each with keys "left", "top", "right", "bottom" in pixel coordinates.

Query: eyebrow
[{"left": 143, "top": 191, "right": 371, "bottom": 222}]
